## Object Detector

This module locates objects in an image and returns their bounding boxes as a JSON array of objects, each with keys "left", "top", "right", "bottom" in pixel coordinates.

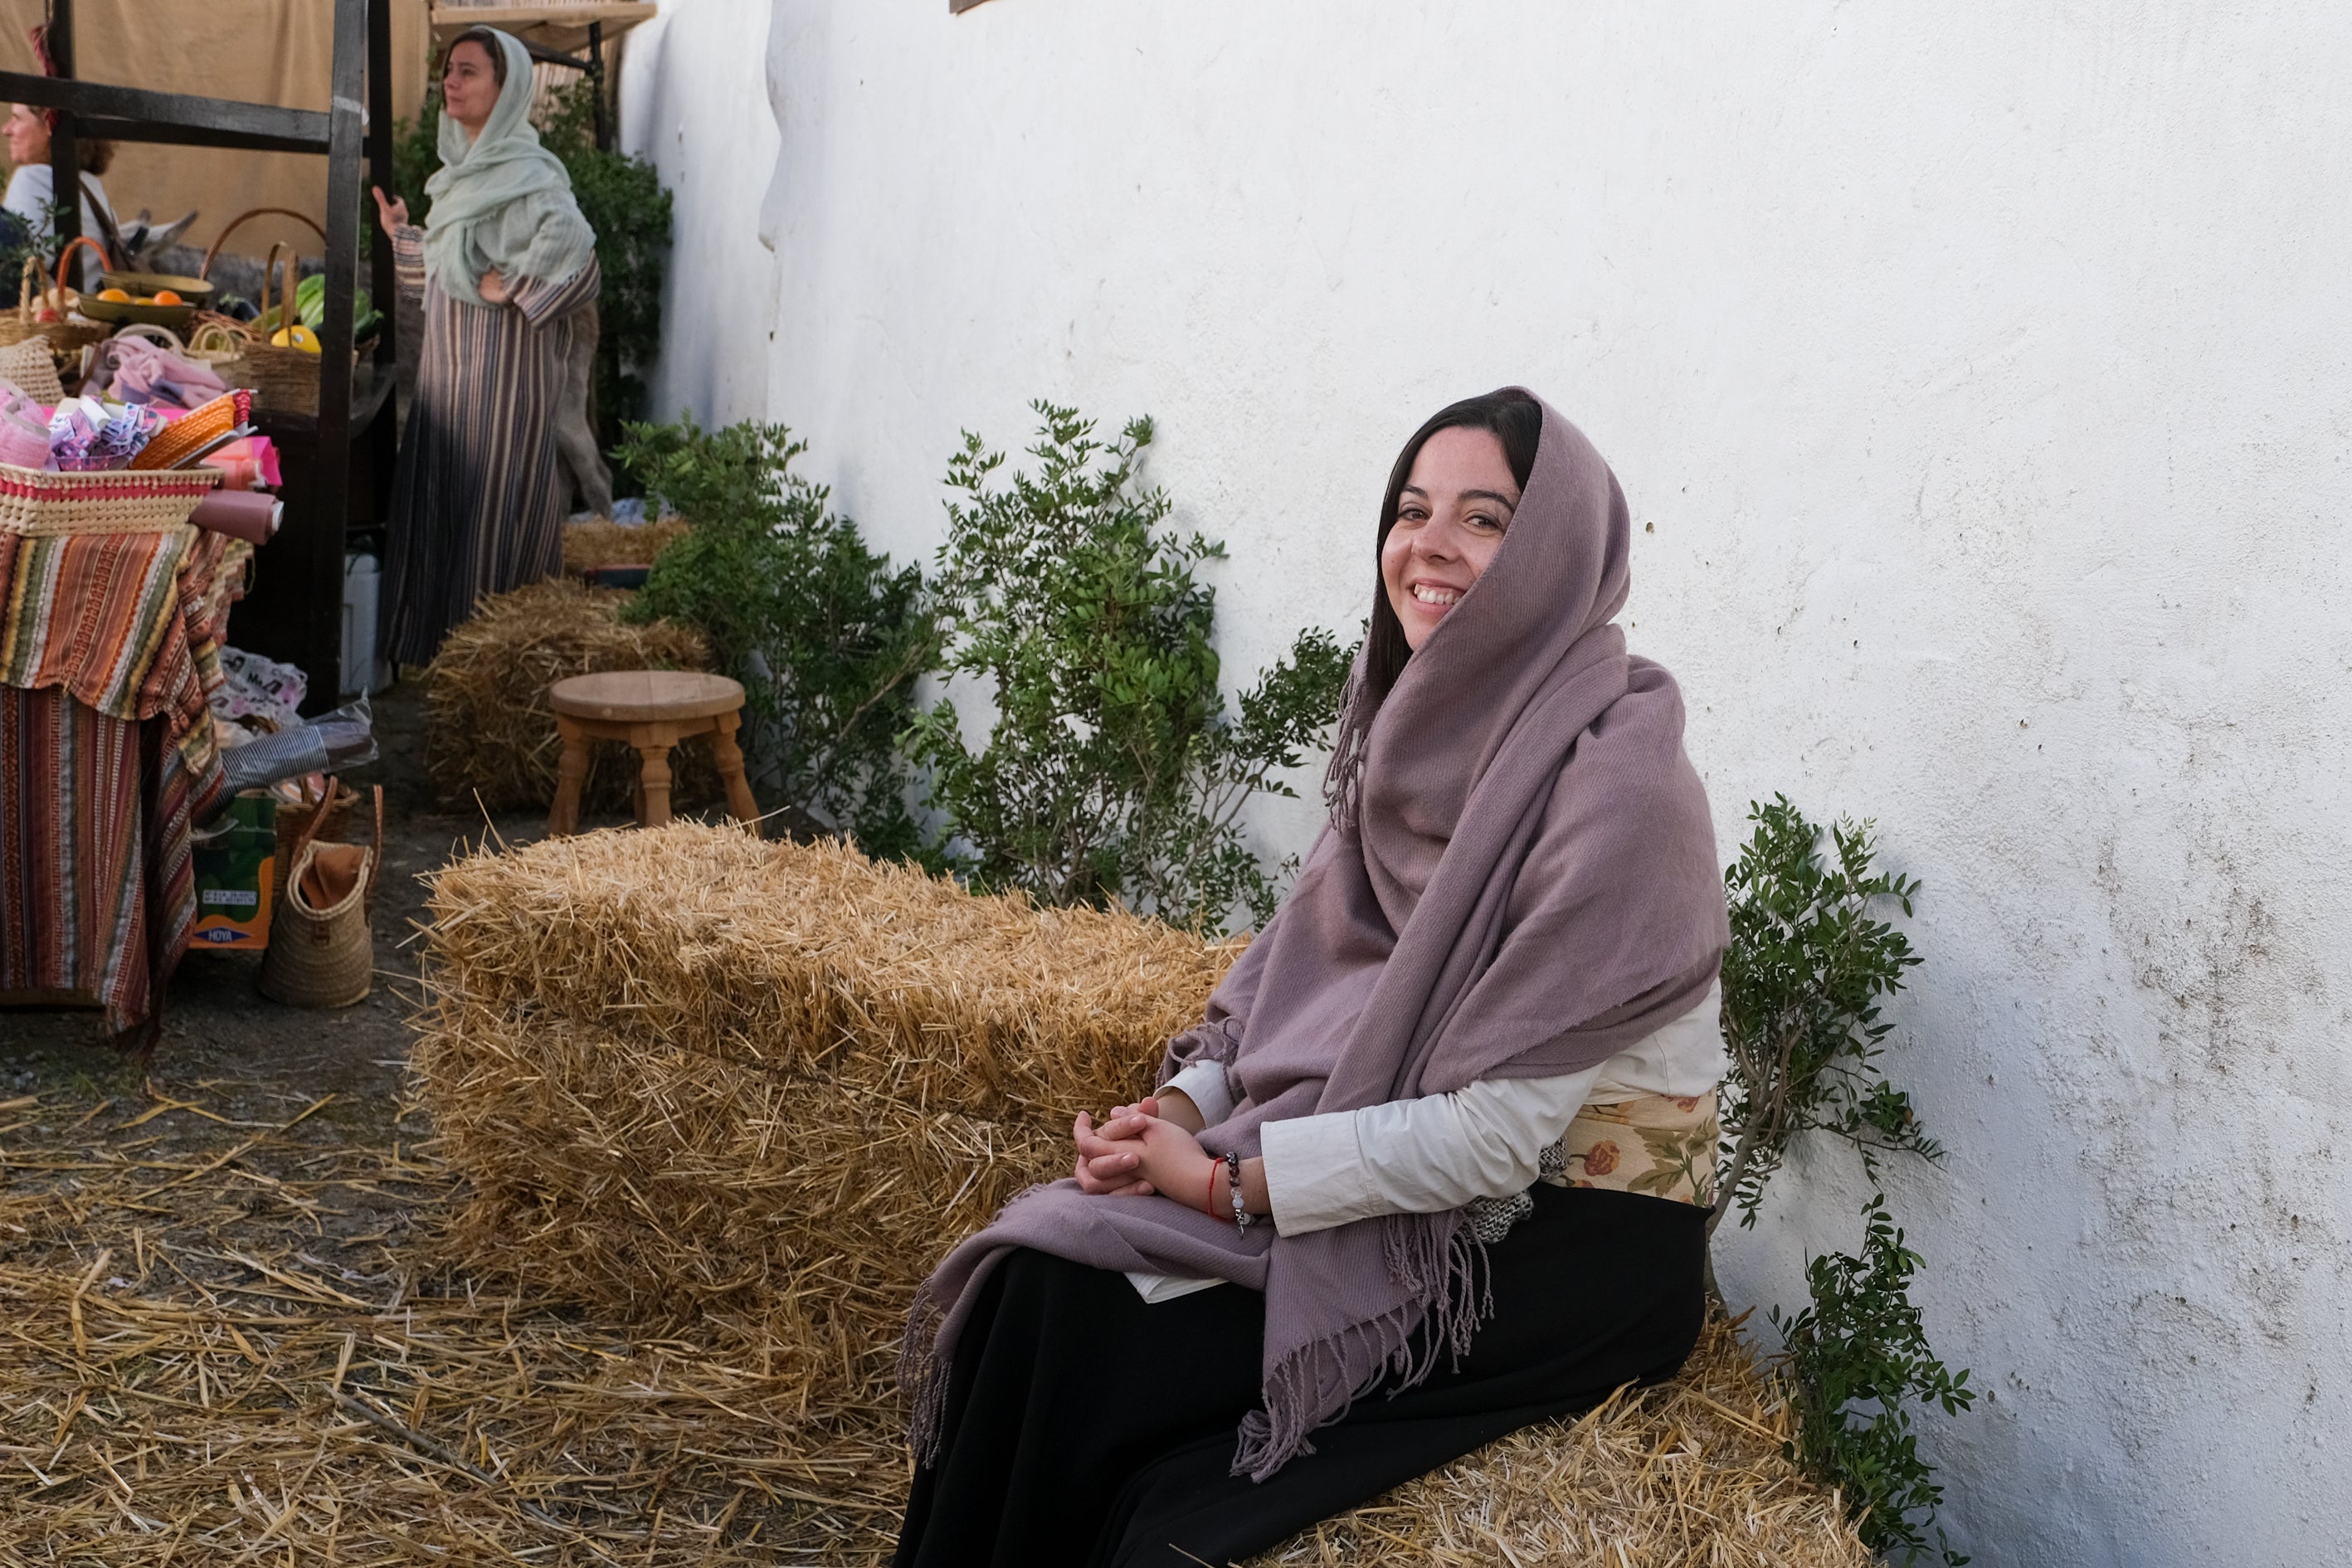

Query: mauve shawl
[{"left": 903, "top": 391, "right": 1728, "bottom": 1480}]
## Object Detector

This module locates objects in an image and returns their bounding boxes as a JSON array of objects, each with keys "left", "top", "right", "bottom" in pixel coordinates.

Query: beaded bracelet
[{"left": 1225, "top": 1151, "right": 1254, "bottom": 1234}]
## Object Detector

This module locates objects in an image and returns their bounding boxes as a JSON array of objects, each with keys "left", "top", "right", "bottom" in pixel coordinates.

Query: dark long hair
[{"left": 1324, "top": 388, "right": 1544, "bottom": 826}]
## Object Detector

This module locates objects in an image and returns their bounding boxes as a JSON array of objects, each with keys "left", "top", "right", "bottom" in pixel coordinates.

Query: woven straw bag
[
  {"left": 199, "top": 213, "right": 367, "bottom": 417},
  {"left": 260, "top": 782, "right": 382, "bottom": 1009},
  {"left": 268, "top": 776, "right": 358, "bottom": 915},
  {"left": 182, "top": 317, "right": 253, "bottom": 382},
  {"left": 241, "top": 247, "right": 329, "bottom": 416},
  {"left": 0, "top": 464, "right": 222, "bottom": 537},
  {"left": 0, "top": 335, "right": 64, "bottom": 405}
]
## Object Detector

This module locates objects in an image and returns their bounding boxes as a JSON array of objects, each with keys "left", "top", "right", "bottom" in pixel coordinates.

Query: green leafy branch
[
  {"left": 619, "top": 416, "right": 933, "bottom": 855},
  {"left": 908, "top": 402, "right": 1352, "bottom": 933},
  {"left": 1713, "top": 795, "right": 1938, "bottom": 1237},
  {"left": 1773, "top": 1197, "right": 1976, "bottom": 1565}
]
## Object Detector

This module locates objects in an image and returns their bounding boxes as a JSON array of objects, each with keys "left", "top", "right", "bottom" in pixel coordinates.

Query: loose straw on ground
[{"left": 0, "top": 1086, "right": 1867, "bottom": 1565}]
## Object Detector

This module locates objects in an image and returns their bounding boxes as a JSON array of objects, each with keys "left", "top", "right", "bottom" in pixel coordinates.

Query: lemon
[{"left": 270, "top": 324, "right": 323, "bottom": 355}]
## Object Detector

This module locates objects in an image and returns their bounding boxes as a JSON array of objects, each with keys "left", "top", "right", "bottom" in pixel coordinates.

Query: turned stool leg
[
  {"left": 635, "top": 729, "right": 674, "bottom": 827},
  {"left": 712, "top": 711, "right": 761, "bottom": 829},
  {"left": 549, "top": 717, "right": 592, "bottom": 836}
]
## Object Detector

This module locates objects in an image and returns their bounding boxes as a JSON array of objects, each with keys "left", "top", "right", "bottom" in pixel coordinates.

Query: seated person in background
[
  {"left": 894, "top": 387, "right": 1732, "bottom": 1568},
  {"left": 2, "top": 104, "right": 118, "bottom": 289}
]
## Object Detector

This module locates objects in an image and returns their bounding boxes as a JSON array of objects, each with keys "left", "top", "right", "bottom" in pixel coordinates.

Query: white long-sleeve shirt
[
  {"left": 1126, "top": 980, "right": 1727, "bottom": 1303},
  {"left": 2, "top": 164, "right": 116, "bottom": 290}
]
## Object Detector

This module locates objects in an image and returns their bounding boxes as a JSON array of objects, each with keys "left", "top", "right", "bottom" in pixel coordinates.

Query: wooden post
[
  {"left": 303, "top": 0, "right": 370, "bottom": 708},
  {"left": 46, "top": 0, "right": 80, "bottom": 256}
]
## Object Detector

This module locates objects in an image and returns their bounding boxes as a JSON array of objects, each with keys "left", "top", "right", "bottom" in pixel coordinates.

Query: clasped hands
[{"left": 1072, "top": 1090, "right": 1269, "bottom": 1220}]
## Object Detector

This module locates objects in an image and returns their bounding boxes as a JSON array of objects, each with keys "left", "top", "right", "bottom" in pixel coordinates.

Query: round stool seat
[
  {"left": 543, "top": 670, "right": 760, "bottom": 836},
  {"left": 550, "top": 670, "right": 745, "bottom": 723}
]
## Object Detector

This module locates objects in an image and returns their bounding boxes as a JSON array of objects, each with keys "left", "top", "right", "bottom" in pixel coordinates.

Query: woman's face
[
  {"left": 5, "top": 105, "right": 49, "bottom": 169},
  {"left": 1381, "top": 425, "right": 1522, "bottom": 651},
  {"left": 442, "top": 41, "right": 502, "bottom": 133}
]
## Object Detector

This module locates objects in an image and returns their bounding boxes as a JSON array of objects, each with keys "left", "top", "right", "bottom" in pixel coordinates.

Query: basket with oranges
[{"left": 76, "top": 273, "right": 214, "bottom": 329}]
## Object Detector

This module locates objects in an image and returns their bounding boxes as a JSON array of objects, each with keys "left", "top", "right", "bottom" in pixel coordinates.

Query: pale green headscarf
[{"left": 421, "top": 28, "right": 597, "bottom": 308}]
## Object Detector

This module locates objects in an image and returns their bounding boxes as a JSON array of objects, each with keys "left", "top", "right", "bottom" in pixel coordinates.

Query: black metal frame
[{"left": 0, "top": 0, "right": 399, "bottom": 710}]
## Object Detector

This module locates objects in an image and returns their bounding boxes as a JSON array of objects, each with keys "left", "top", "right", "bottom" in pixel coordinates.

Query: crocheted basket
[{"left": 0, "top": 461, "right": 222, "bottom": 537}]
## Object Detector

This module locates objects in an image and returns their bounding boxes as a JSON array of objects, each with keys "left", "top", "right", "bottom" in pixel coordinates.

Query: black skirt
[{"left": 893, "top": 1184, "right": 1707, "bottom": 1568}]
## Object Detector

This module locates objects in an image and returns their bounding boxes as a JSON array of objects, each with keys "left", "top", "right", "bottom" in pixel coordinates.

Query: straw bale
[
  {"left": 420, "top": 821, "right": 1237, "bottom": 1109},
  {"left": 396, "top": 821, "right": 1872, "bottom": 1565},
  {"left": 562, "top": 514, "right": 692, "bottom": 575},
  {"left": 421, "top": 577, "right": 720, "bottom": 814}
]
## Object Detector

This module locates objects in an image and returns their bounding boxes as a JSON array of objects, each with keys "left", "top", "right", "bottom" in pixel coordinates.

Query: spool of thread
[{"left": 188, "top": 489, "right": 282, "bottom": 544}]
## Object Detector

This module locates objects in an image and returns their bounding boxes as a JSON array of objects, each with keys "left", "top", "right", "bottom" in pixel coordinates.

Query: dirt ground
[{"left": 2, "top": 675, "right": 654, "bottom": 1135}]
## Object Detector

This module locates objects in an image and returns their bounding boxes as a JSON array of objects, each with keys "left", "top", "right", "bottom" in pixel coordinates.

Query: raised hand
[{"left": 370, "top": 185, "right": 408, "bottom": 231}]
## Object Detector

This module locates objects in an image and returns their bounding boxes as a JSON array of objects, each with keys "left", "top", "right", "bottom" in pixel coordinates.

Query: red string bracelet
[{"left": 1205, "top": 1161, "right": 1221, "bottom": 1218}]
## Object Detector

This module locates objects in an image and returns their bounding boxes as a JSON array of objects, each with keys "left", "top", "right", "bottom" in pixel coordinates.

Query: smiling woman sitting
[{"left": 894, "top": 388, "right": 1731, "bottom": 1568}]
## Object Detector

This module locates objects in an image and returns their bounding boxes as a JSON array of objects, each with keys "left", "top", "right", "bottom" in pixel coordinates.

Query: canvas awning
[{"left": 428, "top": 4, "right": 655, "bottom": 62}]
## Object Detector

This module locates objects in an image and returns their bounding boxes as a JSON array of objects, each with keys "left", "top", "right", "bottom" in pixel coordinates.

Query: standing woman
[
  {"left": 374, "top": 27, "right": 599, "bottom": 669},
  {"left": 895, "top": 389, "right": 1732, "bottom": 1566}
]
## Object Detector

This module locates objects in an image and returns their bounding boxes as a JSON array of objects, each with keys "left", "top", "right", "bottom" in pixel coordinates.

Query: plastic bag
[{"left": 217, "top": 696, "right": 377, "bottom": 793}]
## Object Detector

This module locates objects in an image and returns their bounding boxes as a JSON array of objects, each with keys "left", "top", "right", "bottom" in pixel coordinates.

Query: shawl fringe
[{"left": 1230, "top": 1210, "right": 1493, "bottom": 1482}]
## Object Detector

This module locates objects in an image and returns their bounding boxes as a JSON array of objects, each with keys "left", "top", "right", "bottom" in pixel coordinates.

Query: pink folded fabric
[
  {"left": 82, "top": 338, "right": 228, "bottom": 412},
  {"left": 0, "top": 381, "right": 47, "bottom": 468}
]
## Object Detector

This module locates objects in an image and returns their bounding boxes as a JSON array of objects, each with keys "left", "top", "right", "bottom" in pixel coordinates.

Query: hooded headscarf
[
  {"left": 903, "top": 391, "right": 1729, "bottom": 1480},
  {"left": 421, "top": 29, "right": 597, "bottom": 308}
]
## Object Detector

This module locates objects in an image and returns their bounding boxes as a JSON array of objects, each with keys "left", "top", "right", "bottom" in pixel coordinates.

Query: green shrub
[
  {"left": 1712, "top": 796, "right": 1973, "bottom": 1563},
  {"left": 906, "top": 402, "right": 1354, "bottom": 933},
  {"left": 1774, "top": 1199, "right": 1975, "bottom": 1565},
  {"left": 1715, "top": 796, "right": 1940, "bottom": 1231},
  {"left": 618, "top": 416, "right": 932, "bottom": 855}
]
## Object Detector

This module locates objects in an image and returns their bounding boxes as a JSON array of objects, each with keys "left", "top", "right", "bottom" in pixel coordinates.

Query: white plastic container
[{"left": 342, "top": 553, "right": 381, "bottom": 696}]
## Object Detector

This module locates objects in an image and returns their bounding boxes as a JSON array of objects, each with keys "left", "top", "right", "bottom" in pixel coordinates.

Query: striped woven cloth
[
  {"left": 0, "top": 526, "right": 247, "bottom": 779},
  {"left": 0, "top": 527, "right": 246, "bottom": 1039}
]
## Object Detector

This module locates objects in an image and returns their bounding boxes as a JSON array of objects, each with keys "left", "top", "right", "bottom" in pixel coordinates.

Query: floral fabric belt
[
  {"left": 1463, "top": 1092, "right": 1720, "bottom": 1243},
  {"left": 1541, "top": 1093, "right": 1719, "bottom": 1206}
]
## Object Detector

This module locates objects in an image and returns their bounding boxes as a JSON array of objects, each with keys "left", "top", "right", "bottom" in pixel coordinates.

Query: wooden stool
[{"left": 546, "top": 671, "right": 761, "bottom": 835}]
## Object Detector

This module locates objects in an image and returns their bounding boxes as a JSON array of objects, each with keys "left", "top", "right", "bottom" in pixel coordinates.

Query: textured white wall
[
  {"left": 616, "top": 0, "right": 779, "bottom": 426},
  {"left": 623, "top": 4, "right": 2352, "bottom": 1562}
]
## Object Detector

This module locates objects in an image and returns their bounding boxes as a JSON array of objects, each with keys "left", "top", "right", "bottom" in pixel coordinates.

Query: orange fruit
[
  {"left": 151, "top": 290, "right": 183, "bottom": 305},
  {"left": 96, "top": 287, "right": 130, "bottom": 303}
]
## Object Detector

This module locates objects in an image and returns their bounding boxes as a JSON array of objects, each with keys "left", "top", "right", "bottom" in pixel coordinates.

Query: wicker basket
[
  {"left": 126, "top": 387, "right": 254, "bottom": 473},
  {"left": 6, "top": 243, "right": 119, "bottom": 360},
  {"left": 241, "top": 247, "right": 329, "bottom": 416},
  {"left": 259, "top": 782, "right": 382, "bottom": 1010},
  {"left": 270, "top": 777, "right": 358, "bottom": 916},
  {"left": 198, "top": 207, "right": 327, "bottom": 284},
  {"left": 201, "top": 210, "right": 356, "bottom": 416},
  {"left": 0, "top": 462, "right": 222, "bottom": 537},
  {"left": 0, "top": 336, "right": 64, "bottom": 405},
  {"left": 182, "top": 316, "right": 254, "bottom": 382}
]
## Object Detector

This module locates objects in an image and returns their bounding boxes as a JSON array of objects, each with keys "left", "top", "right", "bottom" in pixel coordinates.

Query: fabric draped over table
[
  {"left": 0, "top": 527, "right": 246, "bottom": 1038},
  {"left": 378, "top": 224, "right": 601, "bottom": 668}
]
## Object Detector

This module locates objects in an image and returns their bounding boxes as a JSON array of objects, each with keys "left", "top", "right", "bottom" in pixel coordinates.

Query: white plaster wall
[
  {"left": 615, "top": 0, "right": 779, "bottom": 426},
  {"left": 624, "top": 3, "right": 2352, "bottom": 1561}
]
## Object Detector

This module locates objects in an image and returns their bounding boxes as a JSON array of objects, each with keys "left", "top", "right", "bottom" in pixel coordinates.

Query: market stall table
[{"left": 0, "top": 523, "right": 249, "bottom": 1042}]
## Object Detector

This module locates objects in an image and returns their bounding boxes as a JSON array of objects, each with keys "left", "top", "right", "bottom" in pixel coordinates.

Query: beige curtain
[{"left": 0, "top": 0, "right": 432, "bottom": 265}]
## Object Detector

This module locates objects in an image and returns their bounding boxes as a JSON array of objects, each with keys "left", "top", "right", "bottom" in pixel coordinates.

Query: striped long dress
[{"left": 379, "top": 222, "right": 601, "bottom": 667}]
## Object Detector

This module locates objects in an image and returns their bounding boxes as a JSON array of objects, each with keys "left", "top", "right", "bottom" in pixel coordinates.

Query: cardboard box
[{"left": 189, "top": 789, "right": 276, "bottom": 951}]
